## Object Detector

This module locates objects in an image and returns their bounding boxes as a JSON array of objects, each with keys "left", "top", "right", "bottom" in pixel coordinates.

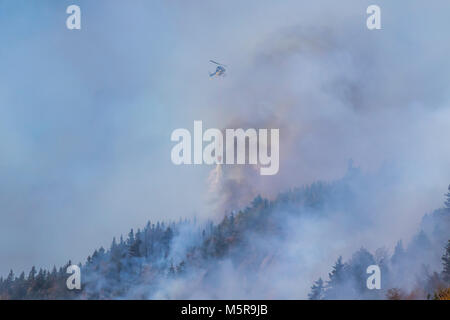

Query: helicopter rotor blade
[{"left": 210, "top": 60, "right": 227, "bottom": 67}]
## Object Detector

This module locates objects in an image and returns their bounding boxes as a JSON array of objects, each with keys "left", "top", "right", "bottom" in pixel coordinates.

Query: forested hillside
[{"left": 1, "top": 168, "right": 449, "bottom": 299}]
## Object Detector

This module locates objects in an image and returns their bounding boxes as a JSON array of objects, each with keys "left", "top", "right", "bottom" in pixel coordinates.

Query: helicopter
[{"left": 209, "top": 60, "right": 227, "bottom": 78}]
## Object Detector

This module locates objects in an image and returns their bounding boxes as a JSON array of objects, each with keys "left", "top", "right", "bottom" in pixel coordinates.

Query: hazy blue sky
[{"left": 1, "top": 0, "right": 450, "bottom": 277}]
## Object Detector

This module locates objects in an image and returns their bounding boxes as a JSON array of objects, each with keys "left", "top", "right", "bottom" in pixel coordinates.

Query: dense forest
[{"left": 1, "top": 168, "right": 449, "bottom": 299}]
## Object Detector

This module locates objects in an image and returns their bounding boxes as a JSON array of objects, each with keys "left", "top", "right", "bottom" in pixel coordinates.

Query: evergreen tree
[
  {"left": 110, "top": 237, "right": 122, "bottom": 263},
  {"left": 445, "top": 185, "right": 450, "bottom": 209},
  {"left": 6, "top": 270, "right": 14, "bottom": 284},
  {"left": 391, "top": 240, "right": 405, "bottom": 265},
  {"left": 128, "top": 237, "right": 142, "bottom": 257},
  {"left": 12, "top": 271, "right": 26, "bottom": 299},
  {"left": 28, "top": 266, "right": 36, "bottom": 281},
  {"left": 308, "top": 278, "right": 325, "bottom": 300},
  {"left": 348, "top": 248, "right": 376, "bottom": 295},
  {"left": 127, "top": 229, "right": 135, "bottom": 245},
  {"left": 328, "top": 256, "right": 345, "bottom": 286},
  {"left": 324, "top": 256, "right": 346, "bottom": 299},
  {"left": 251, "top": 195, "right": 263, "bottom": 207},
  {"left": 442, "top": 240, "right": 450, "bottom": 283},
  {"left": 34, "top": 269, "right": 45, "bottom": 291},
  {"left": 50, "top": 266, "right": 57, "bottom": 280}
]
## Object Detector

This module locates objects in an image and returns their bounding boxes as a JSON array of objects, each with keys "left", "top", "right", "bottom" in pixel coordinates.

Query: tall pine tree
[
  {"left": 445, "top": 185, "right": 450, "bottom": 210},
  {"left": 442, "top": 240, "right": 450, "bottom": 283},
  {"left": 391, "top": 240, "right": 405, "bottom": 265},
  {"left": 324, "top": 256, "right": 346, "bottom": 299},
  {"left": 308, "top": 278, "right": 325, "bottom": 300}
]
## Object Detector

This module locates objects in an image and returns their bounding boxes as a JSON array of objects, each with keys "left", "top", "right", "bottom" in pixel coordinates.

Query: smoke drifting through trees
[
  {"left": 1, "top": 170, "right": 449, "bottom": 299},
  {"left": 1, "top": 1, "right": 450, "bottom": 299}
]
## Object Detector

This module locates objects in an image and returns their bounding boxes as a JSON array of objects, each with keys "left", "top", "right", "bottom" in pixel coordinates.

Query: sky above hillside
[{"left": 1, "top": 0, "right": 450, "bottom": 277}]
